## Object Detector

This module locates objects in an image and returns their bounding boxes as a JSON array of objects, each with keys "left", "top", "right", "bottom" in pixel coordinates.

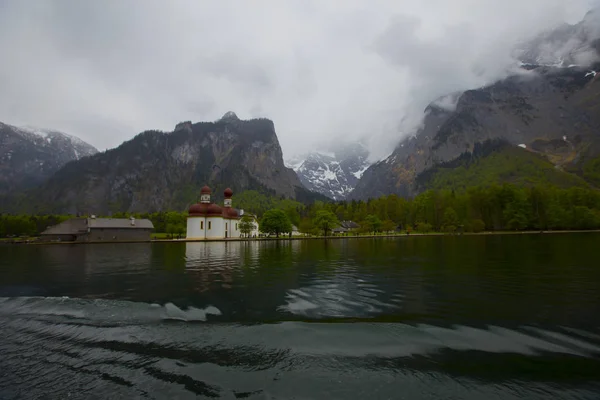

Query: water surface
[{"left": 1, "top": 234, "right": 599, "bottom": 399}]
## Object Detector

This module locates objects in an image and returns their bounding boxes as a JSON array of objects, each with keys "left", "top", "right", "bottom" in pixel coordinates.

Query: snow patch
[
  {"left": 518, "top": 144, "right": 527, "bottom": 149},
  {"left": 352, "top": 165, "right": 369, "bottom": 179},
  {"left": 585, "top": 71, "right": 597, "bottom": 77}
]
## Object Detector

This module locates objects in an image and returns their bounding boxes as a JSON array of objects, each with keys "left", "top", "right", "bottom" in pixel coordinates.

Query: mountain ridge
[{"left": 3, "top": 114, "right": 325, "bottom": 214}]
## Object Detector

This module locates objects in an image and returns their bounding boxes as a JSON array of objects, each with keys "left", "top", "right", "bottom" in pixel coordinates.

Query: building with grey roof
[{"left": 41, "top": 217, "right": 154, "bottom": 242}]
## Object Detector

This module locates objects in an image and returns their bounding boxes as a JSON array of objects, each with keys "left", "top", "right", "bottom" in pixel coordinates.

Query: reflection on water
[{"left": 1, "top": 234, "right": 600, "bottom": 399}]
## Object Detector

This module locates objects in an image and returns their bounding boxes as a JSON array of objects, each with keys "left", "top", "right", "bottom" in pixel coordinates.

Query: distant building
[
  {"left": 186, "top": 186, "right": 242, "bottom": 240},
  {"left": 333, "top": 220, "right": 360, "bottom": 235},
  {"left": 41, "top": 217, "right": 154, "bottom": 242},
  {"left": 291, "top": 225, "right": 302, "bottom": 236}
]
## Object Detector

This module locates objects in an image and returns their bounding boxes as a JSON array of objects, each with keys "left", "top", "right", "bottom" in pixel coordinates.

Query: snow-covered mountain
[
  {"left": 286, "top": 143, "right": 370, "bottom": 200},
  {"left": 0, "top": 122, "right": 98, "bottom": 193}
]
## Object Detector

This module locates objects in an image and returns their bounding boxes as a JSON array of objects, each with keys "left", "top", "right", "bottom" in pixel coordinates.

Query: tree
[
  {"left": 166, "top": 223, "right": 177, "bottom": 239},
  {"left": 259, "top": 209, "right": 292, "bottom": 237},
  {"left": 239, "top": 214, "right": 256, "bottom": 237},
  {"left": 313, "top": 210, "right": 339, "bottom": 236},
  {"left": 364, "top": 214, "right": 382, "bottom": 235},
  {"left": 176, "top": 224, "right": 185, "bottom": 239},
  {"left": 416, "top": 222, "right": 433, "bottom": 233},
  {"left": 470, "top": 219, "right": 486, "bottom": 233},
  {"left": 381, "top": 220, "right": 396, "bottom": 233},
  {"left": 299, "top": 217, "right": 318, "bottom": 236},
  {"left": 442, "top": 207, "right": 460, "bottom": 233}
]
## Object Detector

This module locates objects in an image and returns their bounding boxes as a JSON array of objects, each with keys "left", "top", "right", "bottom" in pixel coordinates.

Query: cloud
[{"left": 0, "top": 0, "right": 598, "bottom": 159}]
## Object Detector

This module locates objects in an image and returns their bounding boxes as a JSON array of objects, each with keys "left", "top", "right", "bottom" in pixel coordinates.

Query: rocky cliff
[
  {"left": 351, "top": 9, "right": 600, "bottom": 200},
  {"left": 0, "top": 122, "right": 98, "bottom": 194},
  {"left": 9, "top": 113, "right": 316, "bottom": 214}
]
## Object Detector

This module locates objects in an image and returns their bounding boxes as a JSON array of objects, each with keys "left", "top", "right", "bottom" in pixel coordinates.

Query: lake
[{"left": 1, "top": 234, "right": 599, "bottom": 399}]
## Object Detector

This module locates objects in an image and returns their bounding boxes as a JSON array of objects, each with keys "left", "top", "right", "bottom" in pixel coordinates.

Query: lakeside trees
[
  {"left": 2, "top": 184, "right": 600, "bottom": 238},
  {"left": 238, "top": 215, "right": 256, "bottom": 237},
  {"left": 313, "top": 210, "right": 338, "bottom": 236},
  {"left": 259, "top": 209, "right": 292, "bottom": 237}
]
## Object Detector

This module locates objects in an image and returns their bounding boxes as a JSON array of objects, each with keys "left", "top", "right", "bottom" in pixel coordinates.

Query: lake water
[{"left": 1, "top": 234, "right": 599, "bottom": 399}]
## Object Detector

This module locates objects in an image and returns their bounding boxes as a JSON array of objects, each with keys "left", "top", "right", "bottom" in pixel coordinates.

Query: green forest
[{"left": 2, "top": 184, "right": 600, "bottom": 239}]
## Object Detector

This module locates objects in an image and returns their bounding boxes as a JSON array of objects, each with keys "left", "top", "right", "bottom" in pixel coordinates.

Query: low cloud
[{"left": 0, "top": 0, "right": 598, "bottom": 160}]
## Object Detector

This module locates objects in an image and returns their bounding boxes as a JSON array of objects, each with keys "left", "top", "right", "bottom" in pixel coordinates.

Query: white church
[{"left": 186, "top": 186, "right": 257, "bottom": 240}]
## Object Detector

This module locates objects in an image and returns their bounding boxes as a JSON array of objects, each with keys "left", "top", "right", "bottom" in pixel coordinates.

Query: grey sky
[{"left": 0, "top": 0, "right": 598, "bottom": 160}]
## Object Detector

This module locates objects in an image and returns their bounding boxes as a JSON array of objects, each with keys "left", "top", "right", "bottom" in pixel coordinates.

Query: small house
[
  {"left": 332, "top": 227, "right": 348, "bottom": 235},
  {"left": 41, "top": 216, "right": 154, "bottom": 242},
  {"left": 340, "top": 221, "right": 360, "bottom": 231}
]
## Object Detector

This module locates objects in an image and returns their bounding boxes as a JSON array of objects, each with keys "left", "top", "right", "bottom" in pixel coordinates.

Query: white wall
[
  {"left": 186, "top": 217, "right": 205, "bottom": 239},
  {"left": 206, "top": 216, "right": 225, "bottom": 239}
]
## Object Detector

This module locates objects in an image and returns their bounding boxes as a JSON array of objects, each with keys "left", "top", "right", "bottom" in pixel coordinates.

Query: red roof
[
  {"left": 189, "top": 203, "right": 209, "bottom": 216},
  {"left": 200, "top": 185, "right": 211, "bottom": 194},
  {"left": 222, "top": 207, "right": 239, "bottom": 219},
  {"left": 224, "top": 188, "right": 233, "bottom": 198},
  {"left": 207, "top": 203, "right": 223, "bottom": 215}
]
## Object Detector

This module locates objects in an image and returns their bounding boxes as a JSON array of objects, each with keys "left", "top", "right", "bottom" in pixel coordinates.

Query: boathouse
[{"left": 41, "top": 216, "right": 154, "bottom": 242}]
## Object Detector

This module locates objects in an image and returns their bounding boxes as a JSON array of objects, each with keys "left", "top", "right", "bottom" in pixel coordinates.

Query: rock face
[
  {"left": 0, "top": 122, "right": 98, "bottom": 194},
  {"left": 287, "top": 143, "right": 370, "bottom": 200},
  {"left": 11, "top": 113, "right": 315, "bottom": 214},
  {"left": 351, "top": 10, "right": 600, "bottom": 200}
]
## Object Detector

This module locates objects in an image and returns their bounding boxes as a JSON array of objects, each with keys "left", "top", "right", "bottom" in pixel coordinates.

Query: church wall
[
  {"left": 206, "top": 216, "right": 225, "bottom": 239},
  {"left": 227, "top": 219, "right": 241, "bottom": 238},
  {"left": 186, "top": 217, "right": 206, "bottom": 239}
]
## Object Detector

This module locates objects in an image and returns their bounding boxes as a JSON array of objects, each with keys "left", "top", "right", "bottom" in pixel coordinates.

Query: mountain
[
  {"left": 4, "top": 112, "right": 323, "bottom": 214},
  {"left": 351, "top": 10, "right": 600, "bottom": 200},
  {"left": 515, "top": 8, "right": 600, "bottom": 67},
  {"left": 0, "top": 122, "right": 98, "bottom": 194},
  {"left": 286, "top": 143, "right": 371, "bottom": 200}
]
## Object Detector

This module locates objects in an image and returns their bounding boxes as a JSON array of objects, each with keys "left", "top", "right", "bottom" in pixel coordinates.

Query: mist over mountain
[
  {"left": 1, "top": 1, "right": 597, "bottom": 163},
  {"left": 351, "top": 8, "right": 600, "bottom": 200}
]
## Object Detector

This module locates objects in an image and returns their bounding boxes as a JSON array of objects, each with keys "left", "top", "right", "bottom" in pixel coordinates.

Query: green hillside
[{"left": 417, "top": 141, "right": 590, "bottom": 192}]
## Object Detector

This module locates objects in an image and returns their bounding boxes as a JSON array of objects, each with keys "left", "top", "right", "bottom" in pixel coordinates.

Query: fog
[{"left": 0, "top": 0, "right": 598, "bottom": 160}]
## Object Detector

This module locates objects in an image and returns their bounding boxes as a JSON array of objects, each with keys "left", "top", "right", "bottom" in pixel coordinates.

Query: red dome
[
  {"left": 207, "top": 203, "right": 223, "bottom": 215},
  {"left": 224, "top": 188, "right": 233, "bottom": 198},
  {"left": 200, "top": 185, "right": 211, "bottom": 195},
  {"left": 222, "top": 207, "right": 239, "bottom": 219},
  {"left": 188, "top": 203, "right": 208, "bottom": 216}
]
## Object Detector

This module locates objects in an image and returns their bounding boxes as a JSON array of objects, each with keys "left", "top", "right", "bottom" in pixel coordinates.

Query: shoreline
[{"left": 2, "top": 229, "right": 600, "bottom": 246}]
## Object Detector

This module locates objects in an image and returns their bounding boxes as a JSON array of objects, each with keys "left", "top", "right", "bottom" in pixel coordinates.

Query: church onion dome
[
  {"left": 200, "top": 185, "right": 212, "bottom": 194},
  {"left": 222, "top": 207, "right": 239, "bottom": 219},
  {"left": 224, "top": 188, "right": 233, "bottom": 198},
  {"left": 207, "top": 203, "right": 223, "bottom": 216},
  {"left": 189, "top": 203, "right": 208, "bottom": 216}
]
